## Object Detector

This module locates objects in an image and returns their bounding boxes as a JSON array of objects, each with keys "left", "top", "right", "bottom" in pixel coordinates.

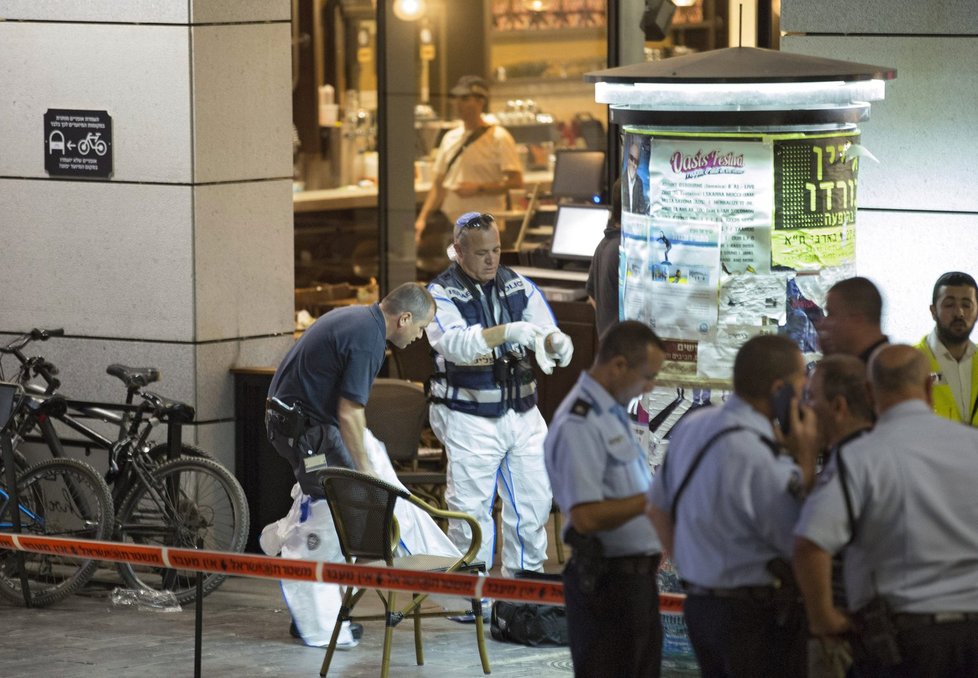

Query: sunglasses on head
[{"left": 458, "top": 213, "right": 496, "bottom": 229}]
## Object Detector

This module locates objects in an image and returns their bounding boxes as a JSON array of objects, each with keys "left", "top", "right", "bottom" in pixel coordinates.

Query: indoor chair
[
  {"left": 318, "top": 467, "right": 491, "bottom": 678},
  {"left": 365, "top": 378, "right": 447, "bottom": 510}
]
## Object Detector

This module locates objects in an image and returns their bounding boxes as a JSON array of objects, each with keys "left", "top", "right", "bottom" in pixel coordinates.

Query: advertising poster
[
  {"left": 649, "top": 138, "right": 774, "bottom": 274},
  {"left": 621, "top": 212, "right": 652, "bottom": 324},
  {"left": 772, "top": 133, "right": 860, "bottom": 270},
  {"left": 622, "top": 135, "right": 652, "bottom": 215},
  {"left": 617, "top": 129, "right": 863, "bottom": 388},
  {"left": 647, "top": 219, "right": 721, "bottom": 340}
]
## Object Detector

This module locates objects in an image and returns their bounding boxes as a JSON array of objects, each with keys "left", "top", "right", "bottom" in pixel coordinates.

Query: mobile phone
[{"left": 772, "top": 383, "right": 798, "bottom": 435}]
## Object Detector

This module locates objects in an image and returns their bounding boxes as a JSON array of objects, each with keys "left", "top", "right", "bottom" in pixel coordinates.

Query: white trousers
[
  {"left": 430, "top": 405, "right": 552, "bottom": 576},
  {"left": 260, "top": 429, "right": 460, "bottom": 648}
]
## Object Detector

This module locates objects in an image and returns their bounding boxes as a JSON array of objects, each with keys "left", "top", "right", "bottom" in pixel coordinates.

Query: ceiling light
[{"left": 393, "top": 0, "right": 426, "bottom": 22}]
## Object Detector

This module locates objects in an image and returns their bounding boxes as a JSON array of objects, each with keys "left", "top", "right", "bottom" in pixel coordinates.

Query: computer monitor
[
  {"left": 550, "top": 150, "right": 606, "bottom": 204},
  {"left": 549, "top": 204, "right": 611, "bottom": 262},
  {"left": 0, "top": 382, "right": 19, "bottom": 431}
]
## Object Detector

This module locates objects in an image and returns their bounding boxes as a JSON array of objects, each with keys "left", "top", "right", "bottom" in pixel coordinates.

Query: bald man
[
  {"left": 794, "top": 345, "right": 978, "bottom": 678},
  {"left": 817, "top": 277, "right": 888, "bottom": 362}
]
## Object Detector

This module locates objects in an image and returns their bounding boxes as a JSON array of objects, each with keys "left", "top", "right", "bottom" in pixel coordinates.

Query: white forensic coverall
[
  {"left": 260, "top": 429, "right": 460, "bottom": 647},
  {"left": 426, "top": 271, "right": 556, "bottom": 576}
]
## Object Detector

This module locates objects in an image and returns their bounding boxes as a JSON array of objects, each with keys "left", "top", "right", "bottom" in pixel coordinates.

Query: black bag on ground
[{"left": 490, "top": 571, "right": 568, "bottom": 647}]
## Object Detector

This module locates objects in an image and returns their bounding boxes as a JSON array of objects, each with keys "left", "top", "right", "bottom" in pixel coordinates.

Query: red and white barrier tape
[{"left": 0, "top": 533, "right": 686, "bottom": 613}]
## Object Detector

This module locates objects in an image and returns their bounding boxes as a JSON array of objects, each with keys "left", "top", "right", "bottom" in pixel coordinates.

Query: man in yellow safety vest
[{"left": 915, "top": 271, "right": 978, "bottom": 426}]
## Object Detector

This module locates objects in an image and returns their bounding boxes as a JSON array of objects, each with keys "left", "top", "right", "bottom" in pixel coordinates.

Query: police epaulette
[{"left": 570, "top": 399, "right": 591, "bottom": 417}]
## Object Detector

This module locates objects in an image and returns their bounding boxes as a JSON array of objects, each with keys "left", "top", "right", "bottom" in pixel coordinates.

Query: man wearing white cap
[{"left": 415, "top": 75, "right": 523, "bottom": 244}]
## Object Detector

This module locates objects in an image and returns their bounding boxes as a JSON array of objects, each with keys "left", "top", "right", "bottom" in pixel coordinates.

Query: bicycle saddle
[{"left": 106, "top": 364, "right": 161, "bottom": 389}]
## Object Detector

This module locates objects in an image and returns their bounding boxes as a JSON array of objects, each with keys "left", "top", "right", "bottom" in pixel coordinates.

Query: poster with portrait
[
  {"left": 617, "top": 129, "right": 865, "bottom": 386},
  {"left": 621, "top": 135, "right": 651, "bottom": 215}
]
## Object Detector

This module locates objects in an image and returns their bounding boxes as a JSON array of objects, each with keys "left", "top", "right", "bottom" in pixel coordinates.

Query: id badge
[{"left": 303, "top": 454, "right": 328, "bottom": 472}]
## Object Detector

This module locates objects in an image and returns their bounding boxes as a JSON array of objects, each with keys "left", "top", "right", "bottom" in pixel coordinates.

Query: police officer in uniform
[
  {"left": 545, "top": 320, "right": 666, "bottom": 678},
  {"left": 647, "top": 334, "right": 819, "bottom": 678},
  {"left": 803, "top": 354, "right": 876, "bottom": 674},
  {"left": 794, "top": 345, "right": 978, "bottom": 678},
  {"left": 266, "top": 282, "right": 435, "bottom": 489},
  {"left": 263, "top": 282, "right": 435, "bottom": 647},
  {"left": 818, "top": 276, "right": 889, "bottom": 363},
  {"left": 426, "top": 212, "right": 574, "bottom": 575}
]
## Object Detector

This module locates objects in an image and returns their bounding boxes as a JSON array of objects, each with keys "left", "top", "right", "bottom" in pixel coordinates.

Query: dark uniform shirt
[{"left": 268, "top": 304, "right": 386, "bottom": 423}]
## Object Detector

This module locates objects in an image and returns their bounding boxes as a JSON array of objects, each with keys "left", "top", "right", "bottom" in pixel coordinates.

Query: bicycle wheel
[
  {"left": 115, "top": 457, "right": 249, "bottom": 604},
  {"left": 145, "top": 442, "right": 212, "bottom": 466},
  {"left": 0, "top": 458, "right": 114, "bottom": 606}
]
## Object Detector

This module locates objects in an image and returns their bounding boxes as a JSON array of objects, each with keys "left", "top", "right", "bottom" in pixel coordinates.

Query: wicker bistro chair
[
  {"left": 364, "top": 379, "right": 447, "bottom": 510},
  {"left": 318, "top": 468, "right": 490, "bottom": 678}
]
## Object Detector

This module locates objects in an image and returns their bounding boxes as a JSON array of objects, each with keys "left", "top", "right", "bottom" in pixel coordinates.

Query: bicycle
[
  {"left": 76, "top": 132, "right": 108, "bottom": 157},
  {"left": 0, "top": 381, "right": 114, "bottom": 606},
  {"left": 0, "top": 329, "right": 249, "bottom": 604}
]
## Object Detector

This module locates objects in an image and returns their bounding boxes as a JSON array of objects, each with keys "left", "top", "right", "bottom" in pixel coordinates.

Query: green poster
[{"left": 773, "top": 133, "right": 860, "bottom": 270}]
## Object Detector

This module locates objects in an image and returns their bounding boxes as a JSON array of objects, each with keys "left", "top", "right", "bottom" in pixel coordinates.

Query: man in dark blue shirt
[
  {"left": 586, "top": 178, "right": 622, "bottom": 339},
  {"left": 267, "top": 282, "right": 435, "bottom": 495}
]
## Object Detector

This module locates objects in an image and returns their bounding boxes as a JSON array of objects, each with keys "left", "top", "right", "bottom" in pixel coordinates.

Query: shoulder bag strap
[
  {"left": 669, "top": 425, "right": 745, "bottom": 522},
  {"left": 834, "top": 446, "right": 858, "bottom": 546},
  {"left": 443, "top": 125, "right": 493, "bottom": 176}
]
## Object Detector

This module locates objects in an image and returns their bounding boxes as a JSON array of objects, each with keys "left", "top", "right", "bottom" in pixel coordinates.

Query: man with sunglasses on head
[{"left": 426, "top": 212, "right": 574, "bottom": 578}]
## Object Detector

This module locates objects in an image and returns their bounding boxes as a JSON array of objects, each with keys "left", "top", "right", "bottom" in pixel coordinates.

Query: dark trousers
[
  {"left": 683, "top": 594, "right": 807, "bottom": 678},
  {"left": 562, "top": 557, "right": 663, "bottom": 678},
  {"left": 852, "top": 620, "right": 978, "bottom": 678},
  {"left": 265, "top": 411, "right": 353, "bottom": 498}
]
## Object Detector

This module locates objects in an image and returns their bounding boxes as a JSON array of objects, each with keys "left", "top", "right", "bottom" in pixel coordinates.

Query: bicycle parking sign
[{"left": 44, "top": 108, "right": 113, "bottom": 178}]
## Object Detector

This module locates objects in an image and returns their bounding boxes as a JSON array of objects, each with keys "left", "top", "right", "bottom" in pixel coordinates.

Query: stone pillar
[
  {"left": 0, "top": 1, "right": 296, "bottom": 472},
  {"left": 782, "top": 0, "right": 978, "bottom": 342}
]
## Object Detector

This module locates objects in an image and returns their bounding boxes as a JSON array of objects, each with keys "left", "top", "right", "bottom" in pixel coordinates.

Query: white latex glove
[
  {"left": 532, "top": 334, "right": 556, "bottom": 375},
  {"left": 548, "top": 331, "right": 574, "bottom": 367},
  {"left": 504, "top": 321, "right": 545, "bottom": 349}
]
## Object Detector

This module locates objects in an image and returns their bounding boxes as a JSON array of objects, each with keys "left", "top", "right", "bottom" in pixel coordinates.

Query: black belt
[
  {"left": 604, "top": 554, "right": 661, "bottom": 575},
  {"left": 683, "top": 583, "right": 782, "bottom": 600},
  {"left": 892, "top": 611, "right": 978, "bottom": 631}
]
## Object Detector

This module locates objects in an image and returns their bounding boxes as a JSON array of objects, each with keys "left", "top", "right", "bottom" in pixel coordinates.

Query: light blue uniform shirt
[
  {"left": 648, "top": 395, "right": 803, "bottom": 588},
  {"left": 796, "top": 400, "right": 978, "bottom": 613},
  {"left": 544, "top": 372, "right": 661, "bottom": 558}
]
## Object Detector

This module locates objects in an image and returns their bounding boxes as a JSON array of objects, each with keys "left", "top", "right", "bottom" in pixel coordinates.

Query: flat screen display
[
  {"left": 550, "top": 204, "right": 610, "bottom": 261},
  {"left": 550, "top": 150, "right": 606, "bottom": 203},
  {"left": 0, "top": 382, "right": 18, "bottom": 431}
]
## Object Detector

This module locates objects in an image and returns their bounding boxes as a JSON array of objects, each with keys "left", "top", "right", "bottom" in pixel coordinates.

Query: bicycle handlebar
[
  {"left": 34, "top": 359, "right": 61, "bottom": 393},
  {"left": 1, "top": 328, "right": 64, "bottom": 353},
  {"left": 31, "top": 328, "right": 64, "bottom": 341}
]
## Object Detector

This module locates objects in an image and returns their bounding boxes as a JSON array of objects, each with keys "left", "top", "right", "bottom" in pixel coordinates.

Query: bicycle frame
[
  {"left": 34, "top": 399, "right": 184, "bottom": 500},
  {"left": 0, "top": 485, "right": 44, "bottom": 529}
]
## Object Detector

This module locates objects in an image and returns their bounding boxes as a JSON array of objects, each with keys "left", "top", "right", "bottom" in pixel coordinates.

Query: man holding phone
[
  {"left": 647, "top": 335, "right": 819, "bottom": 677},
  {"left": 794, "top": 345, "right": 978, "bottom": 678}
]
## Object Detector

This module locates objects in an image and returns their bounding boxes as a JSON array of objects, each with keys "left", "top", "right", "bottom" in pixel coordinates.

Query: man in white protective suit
[{"left": 426, "top": 212, "right": 574, "bottom": 577}]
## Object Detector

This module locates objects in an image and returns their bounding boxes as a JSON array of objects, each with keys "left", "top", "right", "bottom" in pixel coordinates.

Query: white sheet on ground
[{"left": 260, "top": 429, "right": 465, "bottom": 648}]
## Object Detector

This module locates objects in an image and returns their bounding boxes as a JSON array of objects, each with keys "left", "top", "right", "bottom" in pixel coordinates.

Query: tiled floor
[{"left": 0, "top": 525, "right": 700, "bottom": 677}]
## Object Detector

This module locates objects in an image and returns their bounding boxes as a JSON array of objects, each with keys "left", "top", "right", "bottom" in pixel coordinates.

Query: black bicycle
[
  {"left": 0, "top": 381, "right": 114, "bottom": 606},
  {"left": 0, "top": 329, "right": 249, "bottom": 604}
]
